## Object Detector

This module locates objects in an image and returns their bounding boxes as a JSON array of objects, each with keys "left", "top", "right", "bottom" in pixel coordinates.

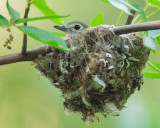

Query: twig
[
  {"left": 21, "top": 0, "right": 31, "bottom": 55},
  {"left": 1, "top": 20, "right": 160, "bottom": 65},
  {"left": 0, "top": 45, "right": 53, "bottom": 65},
  {"left": 114, "top": 20, "right": 160, "bottom": 35},
  {"left": 126, "top": 10, "right": 136, "bottom": 25}
]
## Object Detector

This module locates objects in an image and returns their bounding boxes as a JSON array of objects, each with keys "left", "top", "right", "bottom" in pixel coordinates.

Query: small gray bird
[{"left": 54, "top": 21, "right": 88, "bottom": 36}]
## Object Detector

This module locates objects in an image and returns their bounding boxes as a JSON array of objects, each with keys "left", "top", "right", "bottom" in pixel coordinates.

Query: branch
[
  {"left": 125, "top": 9, "right": 136, "bottom": 25},
  {"left": 114, "top": 20, "right": 160, "bottom": 35},
  {"left": 21, "top": 0, "right": 31, "bottom": 55},
  {"left": 1, "top": 20, "right": 160, "bottom": 66},
  {"left": 0, "top": 45, "right": 53, "bottom": 65}
]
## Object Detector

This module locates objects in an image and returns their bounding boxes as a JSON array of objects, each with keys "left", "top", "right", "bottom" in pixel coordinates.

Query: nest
[{"left": 34, "top": 25, "right": 150, "bottom": 124}]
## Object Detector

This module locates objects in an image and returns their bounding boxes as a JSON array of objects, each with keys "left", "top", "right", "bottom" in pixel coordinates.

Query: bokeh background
[{"left": 0, "top": 0, "right": 160, "bottom": 128}]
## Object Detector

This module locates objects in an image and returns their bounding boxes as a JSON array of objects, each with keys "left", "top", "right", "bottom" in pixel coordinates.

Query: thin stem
[
  {"left": 116, "top": 11, "right": 124, "bottom": 26},
  {"left": 137, "top": 9, "right": 160, "bottom": 23},
  {"left": 132, "top": 5, "right": 148, "bottom": 24},
  {"left": 148, "top": 61, "right": 160, "bottom": 72},
  {"left": 143, "top": 5, "right": 148, "bottom": 12},
  {"left": 116, "top": 0, "right": 129, "bottom": 26},
  {"left": 21, "top": 0, "right": 31, "bottom": 55}
]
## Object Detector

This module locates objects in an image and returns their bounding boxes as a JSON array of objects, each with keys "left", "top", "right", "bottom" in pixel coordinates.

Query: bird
[{"left": 54, "top": 21, "right": 88, "bottom": 37}]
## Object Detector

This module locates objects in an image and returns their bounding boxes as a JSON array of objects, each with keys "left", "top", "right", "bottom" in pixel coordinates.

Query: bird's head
[{"left": 54, "top": 21, "right": 88, "bottom": 36}]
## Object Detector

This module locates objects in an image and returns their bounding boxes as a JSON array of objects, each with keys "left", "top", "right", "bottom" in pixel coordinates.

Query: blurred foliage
[
  {"left": 18, "top": 26, "right": 68, "bottom": 50},
  {"left": 101, "top": 0, "right": 141, "bottom": 14},
  {"left": 143, "top": 60, "right": 160, "bottom": 78},
  {"left": 1, "top": 0, "right": 69, "bottom": 51},
  {"left": 90, "top": 11, "right": 104, "bottom": 27},
  {"left": 32, "top": 0, "right": 64, "bottom": 24},
  {"left": 0, "top": 0, "right": 160, "bottom": 128}
]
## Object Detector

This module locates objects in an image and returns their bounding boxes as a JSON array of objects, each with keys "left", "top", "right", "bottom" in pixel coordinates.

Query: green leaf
[
  {"left": 90, "top": 11, "right": 104, "bottom": 27},
  {"left": 152, "top": 31, "right": 160, "bottom": 38},
  {"left": 101, "top": 0, "right": 140, "bottom": 14},
  {"left": 51, "top": 32, "right": 65, "bottom": 37},
  {"left": 143, "top": 33, "right": 157, "bottom": 52},
  {"left": 32, "top": 0, "right": 64, "bottom": 25},
  {"left": 143, "top": 30, "right": 160, "bottom": 52},
  {"left": 15, "top": 15, "right": 69, "bottom": 24},
  {"left": 0, "top": 15, "right": 11, "bottom": 28},
  {"left": 6, "top": 0, "right": 20, "bottom": 22},
  {"left": 118, "top": 0, "right": 140, "bottom": 11},
  {"left": 143, "top": 60, "right": 160, "bottom": 78},
  {"left": 18, "top": 26, "right": 68, "bottom": 51},
  {"left": 146, "top": 0, "right": 160, "bottom": 8},
  {"left": 132, "top": 4, "right": 146, "bottom": 22},
  {"left": 152, "top": 30, "right": 160, "bottom": 45},
  {"left": 155, "top": 36, "right": 160, "bottom": 45}
]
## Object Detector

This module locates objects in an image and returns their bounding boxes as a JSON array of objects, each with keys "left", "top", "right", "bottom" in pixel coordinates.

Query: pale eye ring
[{"left": 74, "top": 25, "right": 81, "bottom": 30}]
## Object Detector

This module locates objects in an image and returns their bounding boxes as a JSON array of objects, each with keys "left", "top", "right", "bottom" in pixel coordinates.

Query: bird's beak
[{"left": 53, "top": 25, "right": 67, "bottom": 31}]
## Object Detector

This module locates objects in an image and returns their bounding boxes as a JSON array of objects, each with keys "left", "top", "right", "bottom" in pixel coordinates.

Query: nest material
[{"left": 34, "top": 25, "right": 150, "bottom": 124}]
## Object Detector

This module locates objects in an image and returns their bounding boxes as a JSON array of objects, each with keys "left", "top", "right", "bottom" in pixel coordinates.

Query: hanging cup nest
[{"left": 34, "top": 25, "right": 150, "bottom": 124}]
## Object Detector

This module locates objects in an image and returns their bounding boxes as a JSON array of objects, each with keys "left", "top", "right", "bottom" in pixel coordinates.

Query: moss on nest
[{"left": 34, "top": 25, "right": 150, "bottom": 124}]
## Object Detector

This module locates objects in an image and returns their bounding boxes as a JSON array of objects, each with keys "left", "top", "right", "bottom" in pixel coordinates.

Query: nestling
[{"left": 54, "top": 21, "right": 88, "bottom": 36}]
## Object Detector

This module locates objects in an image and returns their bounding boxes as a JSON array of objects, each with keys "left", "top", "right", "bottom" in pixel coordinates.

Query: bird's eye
[{"left": 74, "top": 25, "right": 81, "bottom": 30}]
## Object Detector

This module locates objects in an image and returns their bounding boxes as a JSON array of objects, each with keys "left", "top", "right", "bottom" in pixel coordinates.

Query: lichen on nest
[{"left": 33, "top": 25, "right": 150, "bottom": 124}]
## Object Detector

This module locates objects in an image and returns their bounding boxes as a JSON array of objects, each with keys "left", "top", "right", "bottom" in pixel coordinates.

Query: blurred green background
[{"left": 0, "top": 0, "right": 160, "bottom": 128}]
